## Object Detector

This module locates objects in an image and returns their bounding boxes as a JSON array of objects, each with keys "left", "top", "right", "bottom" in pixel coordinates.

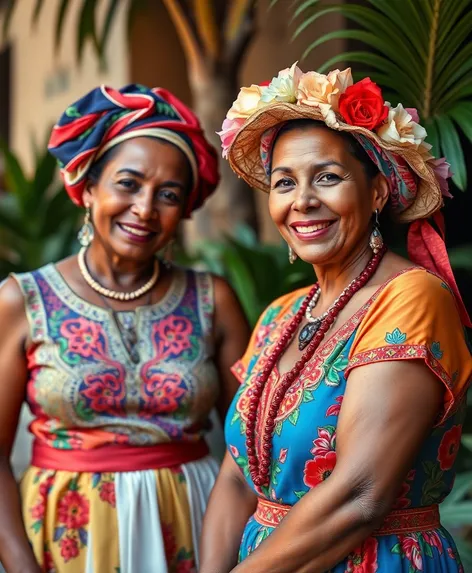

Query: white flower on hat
[
  {"left": 261, "top": 62, "right": 303, "bottom": 104},
  {"left": 377, "top": 103, "right": 427, "bottom": 147}
]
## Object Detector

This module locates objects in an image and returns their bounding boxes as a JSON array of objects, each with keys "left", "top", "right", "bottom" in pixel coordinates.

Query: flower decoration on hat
[{"left": 218, "top": 63, "right": 470, "bottom": 328}]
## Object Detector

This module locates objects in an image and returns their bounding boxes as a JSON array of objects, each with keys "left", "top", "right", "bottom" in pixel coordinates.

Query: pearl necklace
[{"left": 78, "top": 247, "right": 160, "bottom": 301}]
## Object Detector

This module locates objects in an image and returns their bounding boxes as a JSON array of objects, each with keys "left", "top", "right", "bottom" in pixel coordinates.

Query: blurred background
[{"left": 0, "top": 0, "right": 471, "bottom": 567}]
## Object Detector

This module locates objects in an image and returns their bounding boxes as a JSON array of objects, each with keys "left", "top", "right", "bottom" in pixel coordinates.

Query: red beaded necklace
[{"left": 246, "top": 247, "right": 386, "bottom": 487}]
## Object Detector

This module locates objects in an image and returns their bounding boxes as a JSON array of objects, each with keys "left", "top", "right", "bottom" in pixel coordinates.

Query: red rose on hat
[{"left": 339, "top": 78, "right": 388, "bottom": 130}]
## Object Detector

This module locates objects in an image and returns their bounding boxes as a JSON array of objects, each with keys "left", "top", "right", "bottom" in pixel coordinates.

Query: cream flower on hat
[{"left": 378, "top": 103, "right": 427, "bottom": 148}]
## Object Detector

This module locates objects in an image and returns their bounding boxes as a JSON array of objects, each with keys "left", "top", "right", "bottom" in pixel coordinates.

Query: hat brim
[{"left": 227, "top": 102, "right": 442, "bottom": 223}]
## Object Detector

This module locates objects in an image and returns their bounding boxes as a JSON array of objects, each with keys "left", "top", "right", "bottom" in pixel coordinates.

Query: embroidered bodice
[{"left": 14, "top": 265, "right": 219, "bottom": 450}]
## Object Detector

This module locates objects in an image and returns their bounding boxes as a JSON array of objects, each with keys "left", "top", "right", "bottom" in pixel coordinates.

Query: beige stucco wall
[
  {"left": 0, "top": 0, "right": 129, "bottom": 172},
  {"left": 128, "top": 0, "right": 346, "bottom": 243}
]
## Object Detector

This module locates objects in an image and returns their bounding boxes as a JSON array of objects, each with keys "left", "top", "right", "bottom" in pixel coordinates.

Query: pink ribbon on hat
[{"left": 408, "top": 212, "right": 472, "bottom": 327}]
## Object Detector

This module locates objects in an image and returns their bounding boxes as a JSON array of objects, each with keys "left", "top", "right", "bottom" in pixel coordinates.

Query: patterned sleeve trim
[
  {"left": 10, "top": 270, "right": 48, "bottom": 343},
  {"left": 231, "top": 360, "right": 246, "bottom": 385},
  {"left": 346, "top": 344, "right": 465, "bottom": 425}
]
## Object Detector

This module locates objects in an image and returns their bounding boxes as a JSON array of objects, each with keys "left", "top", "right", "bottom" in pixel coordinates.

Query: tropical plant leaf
[
  {"left": 77, "top": 0, "right": 99, "bottom": 64},
  {"left": 436, "top": 115, "right": 466, "bottom": 190},
  {"left": 97, "top": 0, "right": 121, "bottom": 67},
  {"left": 288, "top": 0, "right": 472, "bottom": 189},
  {"left": 32, "top": 0, "right": 46, "bottom": 26},
  {"left": 54, "top": 0, "right": 72, "bottom": 52}
]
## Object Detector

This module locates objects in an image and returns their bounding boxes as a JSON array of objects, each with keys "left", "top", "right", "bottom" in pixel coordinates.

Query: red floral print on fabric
[
  {"left": 310, "top": 427, "right": 336, "bottom": 457},
  {"left": 82, "top": 372, "right": 126, "bottom": 414},
  {"left": 303, "top": 451, "right": 337, "bottom": 488},
  {"left": 346, "top": 537, "right": 379, "bottom": 572},
  {"left": 59, "top": 536, "right": 79, "bottom": 562},
  {"left": 44, "top": 546, "right": 56, "bottom": 572},
  {"left": 392, "top": 470, "right": 416, "bottom": 510},
  {"left": 400, "top": 534, "right": 423, "bottom": 571},
  {"left": 162, "top": 522, "right": 177, "bottom": 563},
  {"left": 423, "top": 530, "right": 443, "bottom": 555},
  {"left": 176, "top": 558, "right": 196, "bottom": 573},
  {"left": 326, "top": 396, "right": 343, "bottom": 417},
  {"left": 99, "top": 482, "right": 116, "bottom": 507},
  {"left": 57, "top": 491, "right": 89, "bottom": 530},
  {"left": 31, "top": 500, "right": 46, "bottom": 521},
  {"left": 60, "top": 318, "right": 105, "bottom": 358},
  {"left": 141, "top": 372, "right": 187, "bottom": 414},
  {"left": 438, "top": 425, "right": 461, "bottom": 470},
  {"left": 153, "top": 315, "right": 193, "bottom": 358}
]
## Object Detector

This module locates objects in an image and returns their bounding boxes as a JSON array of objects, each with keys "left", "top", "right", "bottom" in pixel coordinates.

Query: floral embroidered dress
[
  {"left": 13, "top": 264, "right": 220, "bottom": 573},
  {"left": 226, "top": 269, "right": 472, "bottom": 572}
]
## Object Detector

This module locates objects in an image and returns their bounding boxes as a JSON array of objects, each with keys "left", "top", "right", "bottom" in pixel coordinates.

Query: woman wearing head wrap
[
  {"left": 0, "top": 85, "right": 249, "bottom": 572},
  {"left": 200, "top": 64, "right": 472, "bottom": 572}
]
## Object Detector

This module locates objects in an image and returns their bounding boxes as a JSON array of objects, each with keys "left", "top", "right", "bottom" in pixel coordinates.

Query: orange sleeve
[
  {"left": 231, "top": 287, "right": 311, "bottom": 384},
  {"left": 346, "top": 269, "right": 472, "bottom": 424}
]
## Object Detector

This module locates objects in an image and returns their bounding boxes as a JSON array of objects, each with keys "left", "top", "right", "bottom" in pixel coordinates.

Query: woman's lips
[
  {"left": 117, "top": 223, "right": 156, "bottom": 243},
  {"left": 290, "top": 220, "right": 336, "bottom": 241}
]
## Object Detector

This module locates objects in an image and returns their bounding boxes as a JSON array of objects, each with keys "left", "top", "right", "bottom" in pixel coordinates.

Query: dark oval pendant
[{"left": 298, "top": 320, "right": 321, "bottom": 351}]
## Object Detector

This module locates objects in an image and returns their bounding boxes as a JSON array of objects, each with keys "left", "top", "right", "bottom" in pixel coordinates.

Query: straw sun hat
[{"left": 218, "top": 63, "right": 449, "bottom": 223}]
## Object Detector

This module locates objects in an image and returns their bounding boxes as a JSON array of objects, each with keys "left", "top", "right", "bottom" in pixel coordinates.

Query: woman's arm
[
  {"left": 0, "top": 278, "right": 41, "bottom": 573},
  {"left": 231, "top": 359, "right": 444, "bottom": 573},
  {"left": 200, "top": 451, "right": 257, "bottom": 572},
  {"left": 212, "top": 276, "right": 251, "bottom": 421}
]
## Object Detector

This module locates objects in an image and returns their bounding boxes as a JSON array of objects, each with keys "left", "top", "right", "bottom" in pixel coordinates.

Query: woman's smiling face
[
  {"left": 268, "top": 122, "right": 388, "bottom": 267},
  {"left": 83, "top": 136, "right": 191, "bottom": 262}
]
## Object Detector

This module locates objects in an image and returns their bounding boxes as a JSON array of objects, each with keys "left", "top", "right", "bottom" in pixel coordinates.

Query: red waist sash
[
  {"left": 31, "top": 440, "right": 209, "bottom": 472},
  {"left": 254, "top": 498, "right": 440, "bottom": 536}
]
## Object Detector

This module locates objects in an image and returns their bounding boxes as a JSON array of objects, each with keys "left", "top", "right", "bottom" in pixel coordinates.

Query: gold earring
[
  {"left": 288, "top": 244, "right": 297, "bottom": 264},
  {"left": 164, "top": 239, "right": 175, "bottom": 266},
  {"left": 78, "top": 205, "right": 94, "bottom": 247},
  {"left": 369, "top": 209, "right": 383, "bottom": 254}
]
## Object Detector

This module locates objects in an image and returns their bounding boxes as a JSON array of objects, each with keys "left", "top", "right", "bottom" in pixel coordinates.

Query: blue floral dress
[{"left": 225, "top": 269, "right": 472, "bottom": 572}]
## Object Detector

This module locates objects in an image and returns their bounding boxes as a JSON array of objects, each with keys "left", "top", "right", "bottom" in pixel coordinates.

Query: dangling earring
[
  {"left": 369, "top": 209, "right": 384, "bottom": 254},
  {"left": 288, "top": 244, "right": 297, "bottom": 264},
  {"left": 78, "top": 205, "right": 94, "bottom": 247},
  {"left": 164, "top": 239, "right": 175, "bottom": 266}
]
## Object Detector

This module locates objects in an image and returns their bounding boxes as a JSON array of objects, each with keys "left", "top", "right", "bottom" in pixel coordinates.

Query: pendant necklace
[
  {"left": 298, "top": 259, "right": 382, "bottom": 350},
  {"left": 98, "top": 289, "right": 153, "bottom": 364}
]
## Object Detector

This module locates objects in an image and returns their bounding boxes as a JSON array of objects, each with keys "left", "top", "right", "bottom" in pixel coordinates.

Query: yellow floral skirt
[{"left": 21, "top": 456, "right": 218, "bottom": 573}]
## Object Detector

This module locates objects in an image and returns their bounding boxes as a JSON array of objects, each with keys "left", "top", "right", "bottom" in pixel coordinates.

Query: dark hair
[
  {"left": 87, "top": 145, "right": 121, "bottom": 185},
  {"left": 274, "top": 119, "right": 380, "bottom": 181}
]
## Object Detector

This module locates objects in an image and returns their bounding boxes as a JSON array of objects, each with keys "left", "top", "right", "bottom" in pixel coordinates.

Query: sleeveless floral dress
[
  {"left": 13, "top": 264, "right": 219, "bottom": 573},
  {"left": 226, "top": 269, "right": 472, "bottom": 572}
]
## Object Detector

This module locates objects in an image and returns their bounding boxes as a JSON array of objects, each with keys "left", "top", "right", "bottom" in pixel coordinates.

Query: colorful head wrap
[
  {"left": 48, "top": 84, "right": 219, "bottom": 216},
  {"left": 218, "top": 63, "right": 471, "bottom": 326}
]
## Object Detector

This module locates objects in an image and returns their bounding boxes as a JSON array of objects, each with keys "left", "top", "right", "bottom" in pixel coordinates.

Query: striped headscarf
[{"left": 48, "top": 84, "right": 219, "bottom": 216}]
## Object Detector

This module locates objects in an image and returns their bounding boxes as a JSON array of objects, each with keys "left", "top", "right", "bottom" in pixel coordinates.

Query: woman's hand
[
  {"left": 230, "top": 358, "right": 443, "bottom": 572},
  {"left": 0, "top": 278, "right": 40, "bottom": 572}
]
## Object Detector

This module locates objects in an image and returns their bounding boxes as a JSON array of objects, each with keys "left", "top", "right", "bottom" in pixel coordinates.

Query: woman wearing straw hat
[
  {"left": 0, "top": 85, "right": 249, "bottom": 572},
  {"left": 200, "top": 64, "right": 472, "bottom": 572}
]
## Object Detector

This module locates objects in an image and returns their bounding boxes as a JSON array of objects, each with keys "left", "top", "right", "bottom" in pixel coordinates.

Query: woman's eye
[
  {"left": 317, "top": 173, "right": 341, "bottom": 184},
  {"left": 117, "top": 178, "right": 138, "bottom": 191},
  {"left": 159, "top": 189, "right": 182, "bottom": 204},
  {"left": 273, "top": 177, "right": 294, "bottom": 190}
]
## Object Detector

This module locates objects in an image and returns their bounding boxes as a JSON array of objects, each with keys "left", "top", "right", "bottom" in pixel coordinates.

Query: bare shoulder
[
  {"left": 211, "top": 274, "right": 240, "bottom": 307},
  {"left": 374, "top": 250, "right": 416, "bottom": 285},
  {"left": 0, "top": 276, "right": 28, "bottom": 341},
  {"left": 0, "top": 276, "right": 27, "bottom": 315}
]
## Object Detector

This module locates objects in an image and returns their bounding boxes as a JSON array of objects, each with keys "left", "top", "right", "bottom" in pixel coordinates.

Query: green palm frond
[
  {"left": 0, "top": 140, "right": 79, "bottom": 276},
  {"left": 287, "top": 0, "right": 472, "bottom": 190}
]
